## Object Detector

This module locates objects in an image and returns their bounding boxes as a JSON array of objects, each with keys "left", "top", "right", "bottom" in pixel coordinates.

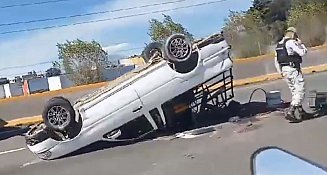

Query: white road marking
[
  {"left": 20, "top": 159, "right": 42, "bottom": 168},
  {"left": 0, "top": 147, "right": 26, "bottom": 156},
  {"left": 0, "top": 129, "right": 24, "bottom": 136}
]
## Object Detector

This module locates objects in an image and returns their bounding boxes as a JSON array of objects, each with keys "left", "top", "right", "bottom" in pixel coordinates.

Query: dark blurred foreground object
[{"left": 252, "top": 147, "right": 327, "bottom": 175}]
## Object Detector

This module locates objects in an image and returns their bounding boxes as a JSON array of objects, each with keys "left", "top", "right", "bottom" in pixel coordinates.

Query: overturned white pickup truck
[{"left": 25, "top": 32, "right": 235, "bottom": 160}]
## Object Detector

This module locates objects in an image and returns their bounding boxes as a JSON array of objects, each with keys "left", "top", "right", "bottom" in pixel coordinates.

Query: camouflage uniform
[{"left": 274, "top": 27, "right": 308, "bottom": 121}]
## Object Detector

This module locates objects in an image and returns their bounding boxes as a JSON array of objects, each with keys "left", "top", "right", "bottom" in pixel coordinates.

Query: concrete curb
[
  {"left": 4, "top": 115, "right": 42, "bottom": 128},
  {"left": 233, "top": 44, "right": 327, "bottom": 64},
  {"left": 0, "top": 82, "right": 108, "bottom": 104},
  {"left": 2, "top": 63, "right": 327, "bottom": 129}
]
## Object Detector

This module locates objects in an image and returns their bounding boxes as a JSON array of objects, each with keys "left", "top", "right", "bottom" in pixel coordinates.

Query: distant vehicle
[
  {"left": 25, "top": 32, "right": 235, "bottom": 160},
  {"left": 45, "top": 67, "right": 61, "bottom": 77}
]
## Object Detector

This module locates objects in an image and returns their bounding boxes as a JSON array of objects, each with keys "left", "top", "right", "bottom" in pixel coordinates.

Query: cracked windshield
[{"left": 1, "top": 0, "right": 327, "bottom": 174}]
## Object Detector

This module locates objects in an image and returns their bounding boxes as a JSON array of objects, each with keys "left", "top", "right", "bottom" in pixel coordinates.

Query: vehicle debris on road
[{"left": 184, "top": 153, "right": 195, "bottom": 159}]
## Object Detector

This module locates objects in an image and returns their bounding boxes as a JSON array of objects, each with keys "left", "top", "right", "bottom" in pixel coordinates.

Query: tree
[
  {"left": 287, "top": 0, "right": 327, "bottom": 46},
  {"left": 148, "top": 14, "right": 194, "bottom": 43},
  {"left": 57, "top": 39, "right": 108, "bottom": 85},
  {"left": 223, "top": 10, "right": 271, "bottom": 58},
  {"left": 247, "top": 0, "right": 291, "bottom": 43},
  {"left": 249, "top": 0, "right": 272, "bottom": 20},
  {"left": 288, "top": 0, "right": 327, "bottom": 26},
  {"left": 223, "top": 0, "right": 327, "bottom": 58}
]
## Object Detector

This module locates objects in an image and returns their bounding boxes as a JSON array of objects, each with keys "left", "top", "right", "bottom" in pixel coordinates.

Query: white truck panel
[{"left": 82, "top": 84, "right": 141, "bottom": 128}]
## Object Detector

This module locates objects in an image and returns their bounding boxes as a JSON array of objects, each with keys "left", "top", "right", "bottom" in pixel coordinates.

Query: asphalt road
[
  {"left": 1, "top": 71, "right": 327, "bottom": 175},
  {"left": 0, "top": 89, "right": 94, "bottom": 121},
  {"left": 1, "top": 47, "right": 327, "bottom": 121}
]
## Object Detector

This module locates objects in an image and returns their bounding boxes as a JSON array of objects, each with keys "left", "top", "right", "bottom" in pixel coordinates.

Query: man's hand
[
  {"left": 287, "top": 38, "right": 307, "bottom": 56},
  {"left": 296, "top": 38, "right": 302, "bottom": 45}
]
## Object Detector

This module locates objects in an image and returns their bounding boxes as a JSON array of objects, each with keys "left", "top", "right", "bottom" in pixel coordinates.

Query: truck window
[
  {"left": 149, "top": 108, "right": 164, "bottom": 129},
  {"left": 116, "top": 114, "right": 154, "bottom": 140}
]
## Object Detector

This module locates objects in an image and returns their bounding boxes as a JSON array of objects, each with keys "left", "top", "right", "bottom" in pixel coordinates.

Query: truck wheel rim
[
  {"left": 47, "top": 106, "right": 70, "bottom": 129},
  {"left": 169, "top": 38, "right": 190, "bottom": 59}
]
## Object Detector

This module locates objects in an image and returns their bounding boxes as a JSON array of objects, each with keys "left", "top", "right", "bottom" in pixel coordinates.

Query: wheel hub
[
  {"left": 48, "top": 106, "right": 70, "bottom": 129},
  {"left": 169, "top": 38, "right": 190, "bottom": 59}
]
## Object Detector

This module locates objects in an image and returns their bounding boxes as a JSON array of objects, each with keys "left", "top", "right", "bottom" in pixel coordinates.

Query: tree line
[
  {"left": 55, "top": 14, "right": 191, "bottom": 85},
  {"left": 54, "top": 0, "right": 327, "bottom": 85},
  {"left": 223, "top": 0, "right": 327, "bottom": 58}
]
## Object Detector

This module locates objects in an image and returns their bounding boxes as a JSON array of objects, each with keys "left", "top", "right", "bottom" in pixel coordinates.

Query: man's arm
[{"left": 286, "top": 39, "right": 308, "bottom": 56}]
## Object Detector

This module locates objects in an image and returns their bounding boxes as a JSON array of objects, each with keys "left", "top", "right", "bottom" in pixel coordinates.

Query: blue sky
[{"left": 0, "top": 0, "right": 252, "bottom": 79}]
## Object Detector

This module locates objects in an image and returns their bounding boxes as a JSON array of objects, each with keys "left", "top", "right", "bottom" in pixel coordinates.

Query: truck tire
[
  {"left": 164, "top": 34, "right": 192, "bottom": 63},
  {"left": 42, "top": 96, "right": 75, "bottom": 132},
  {"left": 143, "top": 42, "right": 164, "bottom": 63}
]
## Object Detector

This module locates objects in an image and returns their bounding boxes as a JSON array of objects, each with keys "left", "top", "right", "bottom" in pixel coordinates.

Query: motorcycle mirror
[{"left": 251, "top": 147, "right": 327, "bottom": 175}]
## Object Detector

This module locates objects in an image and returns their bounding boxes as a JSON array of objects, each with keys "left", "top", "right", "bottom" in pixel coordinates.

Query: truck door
[{"left": 97, "top": 85, "right": 157, "bottom": 141}]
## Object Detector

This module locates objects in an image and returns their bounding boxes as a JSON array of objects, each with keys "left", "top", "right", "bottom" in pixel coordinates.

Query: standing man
[{"left": 274, "top": 27, "right": 309, "bottom": 122}]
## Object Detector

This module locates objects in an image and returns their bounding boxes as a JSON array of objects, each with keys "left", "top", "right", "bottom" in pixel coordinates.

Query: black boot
[
  {"left": 285, "top": 105, "right": 302, "bottom": 123},
  {"left": 297, "top": 105, "right": 314, "bottom": 120}
]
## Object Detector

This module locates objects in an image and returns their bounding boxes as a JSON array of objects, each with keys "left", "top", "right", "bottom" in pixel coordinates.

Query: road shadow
[
  {"left": 288, "top": 108, "right": 327, "bottom": 124},
  {"left": 191, "top": 100, "right": 290, "bottom": 129},
  {"left": 57, "top": 100, "right": 290, "bottom": 160},
  {"left": 0, "top": 126, "right": 30, "bottom": 141},
  {"left": 0, "top": 118, "right": 30, "bottom": 141},
  {"left": 59, "top": 140, "right": 139, "bottom": 159},
  {"left": 0, "top": 118, "right": 7, "bottom": 127}
]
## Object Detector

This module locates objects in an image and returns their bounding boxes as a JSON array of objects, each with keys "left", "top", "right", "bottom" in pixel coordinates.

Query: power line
[
  {"left": 0, "top": 25, "right": 222, "bottom": 72},
  {"left": 0, "top": 0, "right": 228, "bottom": 35},
  {"left": 0, "top": 0, "right": 72, "bottom": 9},
  {"left": 0, "top": 46, "right": 145, "bottom": 71},
  {"left": 112, "top": 47, "right": 144, "bottom": 53},
  {"left": 0, "top": 0, "right": 188, "bottom": 27},
  {"left": 0, "top": 61, "right": 54, "bottom": 71}
]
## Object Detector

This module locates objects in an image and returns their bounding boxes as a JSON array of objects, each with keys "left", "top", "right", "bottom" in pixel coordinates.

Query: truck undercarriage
[{"left": 161, "top": 67, "right": 234, "bottom": 132}]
